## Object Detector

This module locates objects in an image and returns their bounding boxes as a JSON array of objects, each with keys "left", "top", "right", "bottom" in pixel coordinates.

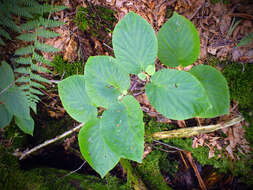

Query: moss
[
  {"left": 0, "top": 146, "right": 129, "bottom": 190},
  {"left": 51, "top": 55, "right": 83, "bottom": 79},
  {"left": 137, "top": 150, "right": 173, "bottom": 190},
  {"left": 223, "top": 62, "right": 253, "bottom": 110},
  {"left": 144, "top": 115, "right": 176, "bottom": 143},
  {"left": 74, "top": 5, "right": 116, "bottom": 38},
  {"left": 210, "top": 0, "right": 230, "bottom": 4},
  {"left": 1, "top": 121, "right": 29, "bottom": 151}
]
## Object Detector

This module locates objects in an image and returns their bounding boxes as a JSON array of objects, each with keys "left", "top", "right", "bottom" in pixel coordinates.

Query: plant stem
[{"left": 152, "top": 115, "right": 244, "bottom": 140}]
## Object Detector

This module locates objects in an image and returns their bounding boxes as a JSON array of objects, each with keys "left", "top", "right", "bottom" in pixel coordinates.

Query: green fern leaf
[
  {"left": 21, "top": 20, "right": 39, "bottom": 31},
  {"left": 38, "top": 17, "right": 64, "bottom": 28},
  {"left": 0, "top": 15, "right": 20, "bottom": 32},
  {"left": 30, "top": 88, "right": 44, "bottom": 95},
  {"left": 15, "top": 57, "right": 33, "bottom": 65},
  {"left": 17, "top": 33, "right": 37, "bottom": 42},
  {"left": 33, "top": 52, "right": 52, "bottom": 65},
  {"left": 30, "top": 73, "right": 51, "bottom": 84},
  {"left": 10, "top": 6, "right": 33, "bottom": 18},
  {"left": 26, "top": 4, "right": 67, "bottom": 14},
  {"left": 15, "top": 67, "right": 30, "bottom": 74},
  {"left": 19, "top": 0, "right": 40, "bottom": 7},
  {"left": 15, "top": 45, "right": 34, "bottom": 55},
  {"left": 16, "top": 76, "right": 30, "bottom": 83},
  {"left": 37, "top": 28, "right": 59, "bottom": 38},
  {"left": 34, "top": 41, "right": 59, "bottom": 52},
  {"left": 31, "top": 64, "right": 51, "bottom": 73},
  {"left": 0, "top": 27, "right": 11, "bottom": 40},
  {"left": 31, "top": 81, "right": 45, "bottom": 89}
]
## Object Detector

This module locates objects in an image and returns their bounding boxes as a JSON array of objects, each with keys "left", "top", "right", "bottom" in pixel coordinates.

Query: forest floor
[{"left": 1, "top": 0, "right": 253, "bottom": 190}]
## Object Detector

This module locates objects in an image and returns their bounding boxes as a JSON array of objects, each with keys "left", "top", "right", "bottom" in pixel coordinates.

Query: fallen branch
[
  {"left": 152, "top": 115, "right": 244, "bottom": 140},
  {"left": 16, "top": 123, "right": 84, "bottom": 160}
]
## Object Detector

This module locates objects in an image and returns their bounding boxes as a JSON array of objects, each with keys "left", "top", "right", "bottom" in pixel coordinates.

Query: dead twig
[
  {"left": 16, "top": 123, "right": 84, "bottom": 160},
  {"left": 184, "top": 151, "right": 207, "bottom": 190},
  {"left": 152, "top": 115, "right": 244, "bottom": 140}
]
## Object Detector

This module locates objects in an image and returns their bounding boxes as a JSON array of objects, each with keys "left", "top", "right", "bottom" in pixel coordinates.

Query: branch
[
  {"left": 152, "top": 115, "right": 244, "bottom": 140},
  {"left": 17, "top": 123, "right": 84, "bottom": 160}
]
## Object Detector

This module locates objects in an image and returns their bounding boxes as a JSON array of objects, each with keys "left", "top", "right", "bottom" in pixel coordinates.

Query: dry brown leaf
[{"left": 63, "top": 37, "right": 78, "bottom": 62}]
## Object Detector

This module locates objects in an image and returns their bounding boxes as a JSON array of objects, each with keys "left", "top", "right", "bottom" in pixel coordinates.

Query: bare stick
[
  {"left": 61, "top": 161, "right": 86, "bottom": 178},
  {"left": 18, "top": 123, "right": 84, "bottom": 160},
  {"left": 152, "top": 115, "right": 244, "bottom": 140}
]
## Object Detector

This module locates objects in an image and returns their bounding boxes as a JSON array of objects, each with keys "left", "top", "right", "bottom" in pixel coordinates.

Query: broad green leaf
[
  {"left": 189, "top": 65, "right": 230, "bottom": 118},
  {"left": 157, "top": 12, "right": 200, "bottom": 67},
  {"left": 78, "top": 96, "right": 144, "bottom": 178},
  {"left": 0, "top": 104, "right": 13, "bottom": 129},
  {"left": 0, "top": 61, "right": 14, "bottom": 91},
  {"left": 78, "top": 119, "right": 120, "bottom": 178},
  {"left": 101, "top": 95, "right": 144, "bottom": 162},
  {"left": 146, "top": 69, "right": 211, "bottom": 120},
  {"left": 14, "top": 115, "right": 34, "bottom": 135},
  {"left": 58, "top": 75, "right": 97, "bottom": 123},
  {"left": 85, "top": 56, "right": 130, "bottom": 108},
  {"left": 0, "top": 87, "right": 30, "bottom": 119},
  {"left": 112, "top": 12, "right": 158, "bottom": 74}
]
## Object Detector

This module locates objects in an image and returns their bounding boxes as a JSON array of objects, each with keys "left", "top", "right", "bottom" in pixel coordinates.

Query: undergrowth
[
  {"left": 51, "top": 55, "right": 83, "bottom": 79},
  {"left": 74, "top": 5, "right": 116, "bottom": 38},
  {"left": 0, "top": 146, "right": 128, "bottom": 190}
]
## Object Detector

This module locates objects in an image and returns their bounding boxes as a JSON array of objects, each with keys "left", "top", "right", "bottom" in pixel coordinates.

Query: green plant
[
  {"left": 52, "top": 55, "right": 83, "bottom": 78},
  {"left": 0, "top": 61, "right": 33, "bottom": 134},
  {"left": 0, "top": 0, "right": 66, "bottom": 135},
  {"left": 74, "top": 5, "right": 116, "bottom": 36},
  {"left": 237, "top": 32, "right": 253, "bottom": 47},
  {"left": 58, "top": 12, "right": 230, "bottom": 178}
]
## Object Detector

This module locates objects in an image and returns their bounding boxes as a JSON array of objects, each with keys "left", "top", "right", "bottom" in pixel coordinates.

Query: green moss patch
[
  {"left": 52, "top": 55, "right": 83, "bottom": 78},
  {"left": 74, "top": 5, "right": 116, "bottom": 38}
]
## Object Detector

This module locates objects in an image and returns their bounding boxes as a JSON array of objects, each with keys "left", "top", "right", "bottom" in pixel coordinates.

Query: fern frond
[
  {"left": 15, "top": 57, "right": 33, "bottom": 65},
  {"left": 28, "top": 93, "right": 40, "bottom": 102},
  {"left": 0, "top": 15, "right": 20, "bottom": 32},
  {"left": 30, "top": 73, "right": 51, "bottom": 84},
  {"left": 34, "top": 41, "right": 59, "bottom": 52},
  {"left": 19, "top": 0, "right": 40, "bottom": 7},
  {"left": 26, "top": 4, "right": 67, "bottom": 15},
  {"left": 30, "top": 88, "right": 44, "bottom": 95},
  {"left": 31, "top": 64, "right": 51, "bottom": 73},
  {"left": 15, "top": 67, "right": 30, "bottom": 74},
  {"left": 10, "top": 6, "right": 33, "bottom": 18},
  {"left": 37, "top": 28, "right": 59, "bottom": 38},
  {"left": 20, "top": 20, "right": 39, "bottom": 31},
  {"left": 38, "top": 17, "right": 64, "bottom": 28},
  {"left": 28, "top": 98, "right": 37, "bottom": 113},
  {"left": 30, "top": 81, "right": 45, "bottom": 89},
  {"left": 17, "top": 33, "right": 37, "bottom": 42},
  {"left": 0, "top": 27, "right": 11, "bottom": 40},
  {"left": 15, "top": 45, "right": 34, "bottom": 55},
  {"left": 16, "top": 76, "right": 30, "bottom": 83},
  {"left": 33, "top": 52, "right": 52, "bottom": 65}
]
